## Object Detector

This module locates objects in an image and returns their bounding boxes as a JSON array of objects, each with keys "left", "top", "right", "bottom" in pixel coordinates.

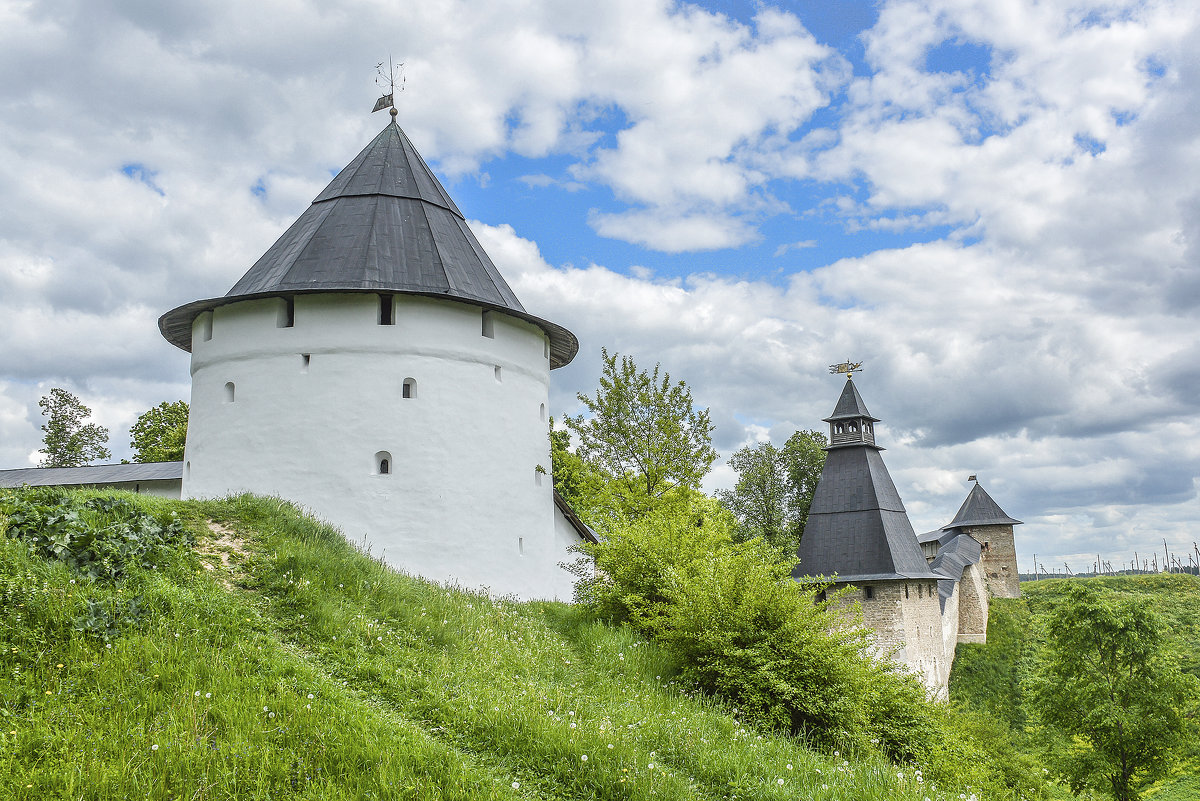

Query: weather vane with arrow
[
  {"left": 372, "top": 57, "right": 405, "bottom": 116},
  {"left": 828, "top": 359, "right": 863, "bottom": 377}
]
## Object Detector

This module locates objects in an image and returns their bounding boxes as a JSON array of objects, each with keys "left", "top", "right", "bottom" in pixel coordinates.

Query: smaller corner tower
[{"left": 946, "top": 480, "right": 1022, "bottom": 598}]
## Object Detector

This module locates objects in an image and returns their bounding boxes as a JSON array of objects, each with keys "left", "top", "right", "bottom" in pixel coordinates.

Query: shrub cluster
[
  {"left": 571, "top": 499, "right": 1051, "bottom": 797},
  {"left": 0, "top": 487, "right": 190, "bottom": 582}
]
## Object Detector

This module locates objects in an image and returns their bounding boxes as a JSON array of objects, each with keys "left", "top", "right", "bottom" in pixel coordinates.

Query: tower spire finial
[
  {"left": 828, "top": 359, "right": 863, "bottom": 378},
  {"left": 372, "top": 57, "right": 405, "bottom": 117}
]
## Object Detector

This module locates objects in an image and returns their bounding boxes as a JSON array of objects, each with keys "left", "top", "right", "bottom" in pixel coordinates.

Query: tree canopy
[
  {"left": 1026, "top": 583, "right": 1199, "bottom": 801},
  {"left": 129, "top": 401, "right": 189, "bottom": 463},
  {"left": 564, "top": 349, "right": 716, "bottom": 517},
  {"left": 38, "top": 388, "right": 110, "bottom": 468},
  {"left": 717, "top": 429, "right": 827, "bottom": 554}
]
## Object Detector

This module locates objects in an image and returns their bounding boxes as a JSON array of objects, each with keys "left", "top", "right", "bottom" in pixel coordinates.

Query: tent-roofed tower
[
  {"left": 794, "top": 375, "right": 948, "bottom": 692},
  {"left": 159, "top": 115, "right": 583, "bottom": 600},
  {"left": 947, "top": 481, "right": 1022, "bottom": 598}
]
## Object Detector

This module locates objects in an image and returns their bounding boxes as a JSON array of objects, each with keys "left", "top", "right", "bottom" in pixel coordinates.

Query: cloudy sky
[{"left": 2, "top": 0, "right": 1198, "bottom": 573}]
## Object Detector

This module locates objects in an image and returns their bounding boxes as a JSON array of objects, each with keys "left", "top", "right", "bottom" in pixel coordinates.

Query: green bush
[{"left": 0, "top": 487, "right": 191, "bottom": 582}]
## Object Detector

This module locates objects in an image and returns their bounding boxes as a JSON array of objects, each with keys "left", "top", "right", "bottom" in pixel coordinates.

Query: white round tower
[{"left": 159, "top": 119, "right": 583, "bottom": 600}]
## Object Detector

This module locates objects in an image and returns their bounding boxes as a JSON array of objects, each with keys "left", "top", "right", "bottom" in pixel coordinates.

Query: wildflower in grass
[
  {"left": 195, "top": 691, "right": 201, "bottom": 697},
  {"left": 269, "top": 712, "right": 275, "bottom": 719},
  {"left": 786, "top": 764, "right": 792, "bottom": 770},
  {"left": 151, "top": 744, "right": 159, "bottom": 751},
  {"left": 205, "top": 693, "right": 211, "bottom": 698},
  {"left": 581, "top": 755, "right": 588, "bottom": 761},
  {"left": 44, "top": 691, "right": 51, "bottom": 695},
  {"left": 56, "top": 664, "right": 63, "bottom": 668},
  {"left": 307, "top": 693, "right": 314, "bottom": 699},
  {"left": 608, "top": 744, "right": 614, "bottom": 749},
  {"left": 648, "top": 763, "right": 654, "bottom": 769},
  {"left": 512, "top": 782, "right": 519, "bottom": 789},
  {"left": 777, "top": 778, "right": 784, "bottom": 785}
]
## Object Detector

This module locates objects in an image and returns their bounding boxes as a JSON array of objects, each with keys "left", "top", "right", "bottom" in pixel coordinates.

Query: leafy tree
[
  {"left": 37, "top": 388, "right": 110, "bottom": 467},
  {"left": 565, "top": 349, "right": 716, "bottom": 516},
  {"left": 717, "top": 429, "right": 827, "bottom": 553},
  {"left": 548, "top": 421, "right": 617, "bottom": 528},
  {"left": 129, "top": 401, "right": 189, "bottom": 462},
  {"left": 1027, "top": 583, "right": 1200, "bottom": 801}
]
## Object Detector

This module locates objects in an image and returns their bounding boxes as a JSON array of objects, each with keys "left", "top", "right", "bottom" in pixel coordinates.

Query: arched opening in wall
[
  {"left": 917, "top": 583, "right": 923, "bottom": 598},
  {"left": 185, "top": 461, "right": 191, "bottom": 480},
  {"left": 278, "top": 297, "right": 295, "bottom": 328},
  {"left": 379, "top": 294, "right": 394, "bottom": 325},
  {"left": 224, "top": 382, "right": 235, "bottom": 403},
  {"left": 481, "top": 311, "right": 495, "bottom": 338},
  {"left": 301, "top": 353, "right": 310, "bottom": 373},
  {"left": 494, "top": 365, "right": 502, "bottom": 382},
  {"left": 375, "top": 451, "right": 393, "bottom": 475},
  {"left": 199, "top": 312, "right": 213, "bottom": 342},
  {"left": 539, "top": 403, "right": 546, "bottom": 422},
  {"left": 402, "top": 378, "right": 417, "bottom": 399},
  {"left": 905, "top": 584, "right": 909, "bottom": 598},
  {"left": 518, "top": 537, "right": 525, "bottom": 555}
]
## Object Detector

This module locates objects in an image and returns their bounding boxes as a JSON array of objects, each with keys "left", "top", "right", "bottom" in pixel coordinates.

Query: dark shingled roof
[
  {"left": 0, "top": 462, "right": 183, "bottom": 488},
  {"left": 795, "top": 383, "right": 941, "bottom": 583},
  {"left": 929, "top": 533, "right": 983, "bottom": 609},
  {"left": 948, "top": 483, "right": 1022, "bottom": 528},
  {"left": 824, "top": 378, "right": 880, "bottom": 423},
  {"left": 160, "top": 121, "right": 578, "bottom": 368}
]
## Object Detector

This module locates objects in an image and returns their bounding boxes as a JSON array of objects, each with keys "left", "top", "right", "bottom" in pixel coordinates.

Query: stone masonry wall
[
  {"left": 967, "top": 524, "right": 1021, "bottom": 598},
  {"left": 842, "top": 580, "right": 950, "bottom": 697}
]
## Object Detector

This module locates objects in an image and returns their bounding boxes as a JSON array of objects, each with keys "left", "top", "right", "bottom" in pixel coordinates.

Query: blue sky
[{"left": 1, "top": 0, "right": 1198, "bottom": 574}]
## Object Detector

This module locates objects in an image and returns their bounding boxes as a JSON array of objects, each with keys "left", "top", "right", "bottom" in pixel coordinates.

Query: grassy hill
[
  {"left": 2, "top": 489, "right": 980, "bottom": 801},
  {"left": 949, "top": 573, "right": 1200, "bottom": 801}
]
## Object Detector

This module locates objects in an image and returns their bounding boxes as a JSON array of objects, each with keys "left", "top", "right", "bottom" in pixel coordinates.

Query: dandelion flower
[
  {"left": 268, "top": 712, "right": 275, "bottom": 719},
  {"left": 205, "top": 692, "right": 211, "bottom": 698},
  {"left": 786, "top": 764, "right": 792, "bottom": 770},
  {"left": 195, "top": 691, "right": 201, "bottom": 697},
  {"left": 151, "top": 744, "right": 159, "bottom": 751},
  {"left": 512, "top": 781, "right": 519, "bottom": 789},
  {"left": 777, "top": 778, "right": 784, "bottom": 785},
  {"left": 648, "top": 763, "right": 654, "bottom": 770},
  {"left": 607, "top": 744, "right": 614, "bottom": 749},
  {"left": 581, "top": 755, "right": 588, "bottom": 761}
]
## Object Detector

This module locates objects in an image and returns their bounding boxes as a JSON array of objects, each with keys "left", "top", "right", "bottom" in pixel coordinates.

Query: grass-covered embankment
[
  {"left": 2, "top": 488, "right": 976, "bottom": 800},
  {"left": 949, "top": 573, "right": 1200, "bottom": 801}
]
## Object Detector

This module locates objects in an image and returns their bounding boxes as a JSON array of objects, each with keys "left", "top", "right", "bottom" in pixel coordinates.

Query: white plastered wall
[{"left": 182, "top": 293, "right": 565, "bottom": 600}]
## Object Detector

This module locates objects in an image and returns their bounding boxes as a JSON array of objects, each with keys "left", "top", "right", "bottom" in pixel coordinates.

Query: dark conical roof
[
  {"left": 795, "top": 380, "right": 940, "bottom": 583},
  {"left": 823, "top": 377, "right": 880, "bottom": 423},
  {"left": 948, "top": 483, "right": 1022, "bottom": 528},
  {"left": 160, "top": 121, "right": 578, "bottom": 368}
]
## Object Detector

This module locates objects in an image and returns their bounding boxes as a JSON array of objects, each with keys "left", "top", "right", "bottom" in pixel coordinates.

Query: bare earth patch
[{"left": 196, "top": 521, "right": 253, "bottom": 588}]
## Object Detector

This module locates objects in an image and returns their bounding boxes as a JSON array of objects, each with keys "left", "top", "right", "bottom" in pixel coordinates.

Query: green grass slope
[
  {"left": 949, "top": 573, "right": 1200, "bottom": 800},
  {"left": 2, "top": 490, "right": 977, "bottom": 801}
]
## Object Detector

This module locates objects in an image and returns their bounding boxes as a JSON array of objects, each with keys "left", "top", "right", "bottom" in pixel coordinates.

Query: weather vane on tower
[
  {"left": 828, "top": 359, "right": 863, "bottom": 378},
  {"left": 372, "top": 57, "right": 405, "bottom": 118}
]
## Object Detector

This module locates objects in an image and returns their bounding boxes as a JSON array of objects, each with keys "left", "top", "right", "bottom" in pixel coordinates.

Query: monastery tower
[
  {"left": 159, "top": 114, "right": 586, "bottom": 600},
  {"left": 794, "top": 376, "right": 951, "bottom": 693}
]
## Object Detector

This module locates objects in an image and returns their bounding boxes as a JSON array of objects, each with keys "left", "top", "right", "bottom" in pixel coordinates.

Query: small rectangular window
[
  {"left": 863, "top": 586, "right": 874, "bottom": 600},
  {"left": 278, "top": 297, "right": 295, "bottom": 328},
  {"left": 379, "top": 294, "right": 394, "bottom": 325},
  {"left": 482, "top": 311, "right": 494, "bottom": 338}
]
